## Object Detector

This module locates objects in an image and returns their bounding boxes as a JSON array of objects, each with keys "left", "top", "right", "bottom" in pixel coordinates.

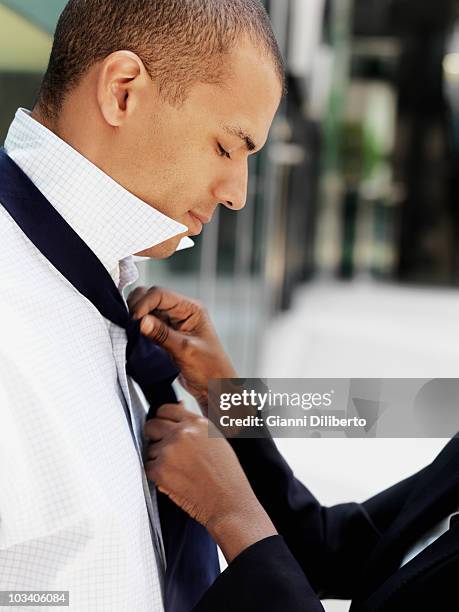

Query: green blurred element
[
  {"left": 0, "top": 5, "right": 50, "bottom": 72},
  {"left": 362, "top": 126, "right": 385, "bottom": 180},
  {"left": 0, "top": 0, "right": 66, "bottom": 34},
  {"left": 0, "top": 1, "right": 65, "bottom": 72},
  {"left": 338, "top": 121, "right": 364, "bottom": 186},
  {"left": 0, "top": 0, "right": 66, "bottom": 134},
  {"left": 322, "top": 0, "right": 353, "bottom": 175},
  {"left": 338, "top": 120, "right": 385, "bottom": 186}
]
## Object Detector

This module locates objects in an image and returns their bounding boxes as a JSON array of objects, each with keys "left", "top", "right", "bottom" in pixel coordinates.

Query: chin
[{"left": 138, "top": 236, "right": 185, "bottom": 259}]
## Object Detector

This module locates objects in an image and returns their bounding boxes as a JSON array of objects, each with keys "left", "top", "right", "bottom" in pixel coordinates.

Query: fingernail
[{"left": 141, "top": 316, "right": 154, "bottom": 334}]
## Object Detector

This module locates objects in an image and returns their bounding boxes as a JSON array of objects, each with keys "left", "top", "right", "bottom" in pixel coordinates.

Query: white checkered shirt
[{"left": 0, "top": 109, "right": 191, "bottom": 611}]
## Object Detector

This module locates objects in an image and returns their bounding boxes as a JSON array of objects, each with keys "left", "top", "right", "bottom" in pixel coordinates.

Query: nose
[{"left": 214, "top": 160, "right": 248, "bottom": 211}]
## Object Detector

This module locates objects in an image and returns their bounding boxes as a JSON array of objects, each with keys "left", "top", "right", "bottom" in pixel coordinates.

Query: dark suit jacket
[{"left": 193, "top": 437, "right": 459, "bottom": 611}]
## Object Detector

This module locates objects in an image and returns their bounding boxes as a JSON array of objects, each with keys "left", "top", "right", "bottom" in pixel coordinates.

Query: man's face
[{"left": 108, "top": 39, "right": 282, "bottom": 258}]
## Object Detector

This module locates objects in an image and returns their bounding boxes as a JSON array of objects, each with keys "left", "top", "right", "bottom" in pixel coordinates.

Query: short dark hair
[{"left": 38, "top": 0, "right": 285, "bottom": 119}]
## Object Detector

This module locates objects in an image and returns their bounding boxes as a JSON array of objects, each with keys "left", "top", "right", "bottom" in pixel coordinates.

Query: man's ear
[{"left": 96, "top": 50, "right": 147, "bottom": 127}]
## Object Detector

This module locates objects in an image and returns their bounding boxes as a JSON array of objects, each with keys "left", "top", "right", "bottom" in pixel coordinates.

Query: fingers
[
  {"left": 139, "top": 314, "right": 183, "bottom": 355},
  {"left": 145, "top": 437, "right": 167, "bottom": 460},
  {"left": 127, "top": 286, "right": 148, "bottom": 312},
  {"left": 130, "top": 286, "right": 202, "bottom": 325},
  {"left": 140, "top": 314, "right": 170, "bottom": 344},
  {"left": 144, "top": 403, "right": 190, "bottom": 441},
  {"left": 145, "top": 455, "right": 166, "bottom": 487},
  {"left": 130, "top": 286, "right": 181, "bottom": 319},
  {"left": 156, "top": 402, "right": 189, "bottom": 422},
  {"left": 144, "top": 416, "right": 176, "bottom": 441}
]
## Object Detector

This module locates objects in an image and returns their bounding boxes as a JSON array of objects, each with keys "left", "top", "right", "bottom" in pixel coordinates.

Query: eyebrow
[{"left": 222, "top": 124, "right": 257, "bottom": 152}]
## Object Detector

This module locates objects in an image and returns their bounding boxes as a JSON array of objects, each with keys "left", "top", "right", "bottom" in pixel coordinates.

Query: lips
[
  {"left": 187, "top": 212, "right": 204, "bottom": 236},
  {"left": 190, "top": 211, "right": 212, "bottom": 224}
]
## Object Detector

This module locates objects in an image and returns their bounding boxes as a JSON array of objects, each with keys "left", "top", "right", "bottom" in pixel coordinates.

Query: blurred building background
[{"left": 1, "top": 1, "right": 458, "bottom": 610}]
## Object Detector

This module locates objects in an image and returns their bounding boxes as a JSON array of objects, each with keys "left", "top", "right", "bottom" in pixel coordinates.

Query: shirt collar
[{"left": 4, "top": 108, "right": 193, "bottom": 275}]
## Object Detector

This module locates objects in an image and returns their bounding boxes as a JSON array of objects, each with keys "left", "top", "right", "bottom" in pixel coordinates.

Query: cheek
[
  {"left": 165, "top": 155, "right": 213, "bottom": 202},
  {"left": 139, "top": 133, "right": 217, "bottom": 215}
]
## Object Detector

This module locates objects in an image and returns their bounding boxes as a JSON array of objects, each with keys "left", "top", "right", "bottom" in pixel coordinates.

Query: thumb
[{"left": 140, "top": 314, "right": 182, "bottom": 357}]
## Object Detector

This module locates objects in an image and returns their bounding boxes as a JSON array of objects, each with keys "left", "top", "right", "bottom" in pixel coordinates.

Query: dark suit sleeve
[
  {"left": 230, "top": 437, "right": 428, "bottom": 600},
  {"left": 193, "top": 535, "right": 325, "bottom": 612}
]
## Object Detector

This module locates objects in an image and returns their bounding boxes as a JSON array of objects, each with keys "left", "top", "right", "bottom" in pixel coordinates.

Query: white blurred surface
[
  {"left": 259, "top": 281, "right": 455, "bottom": 611},
  {"left": 260, "top": 281, "right": 459, "bottom": 379}
]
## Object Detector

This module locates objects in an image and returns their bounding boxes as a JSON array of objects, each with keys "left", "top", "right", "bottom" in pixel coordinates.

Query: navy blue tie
[{"left": 0, "top": 148, "right": 219, "bottom": 612}]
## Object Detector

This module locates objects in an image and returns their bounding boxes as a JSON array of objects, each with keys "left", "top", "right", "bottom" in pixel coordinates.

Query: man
[
  {"left": 128, "top": 287, "right": 459, "bottom": 611},
  {"left": 0, "top": 1, "right": 282, "bottom": 610}
]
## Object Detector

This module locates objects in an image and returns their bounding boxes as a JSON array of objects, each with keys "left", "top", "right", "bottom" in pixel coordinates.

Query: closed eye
[{"left": 217, "top": 143, "right": 231, "bottom": 159}]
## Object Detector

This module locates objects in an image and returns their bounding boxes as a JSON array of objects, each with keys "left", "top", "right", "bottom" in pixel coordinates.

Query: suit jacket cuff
[{"left": 192, "top": 535, "right": 324, "bottom": 612}]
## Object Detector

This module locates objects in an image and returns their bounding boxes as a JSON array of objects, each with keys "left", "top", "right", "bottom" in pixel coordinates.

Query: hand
[
  {"left": 144, "top": 402, "right": 277, "bottom": 563},
  {"left": 128, "top": 286, "right": 237, "bottom": 412}
]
